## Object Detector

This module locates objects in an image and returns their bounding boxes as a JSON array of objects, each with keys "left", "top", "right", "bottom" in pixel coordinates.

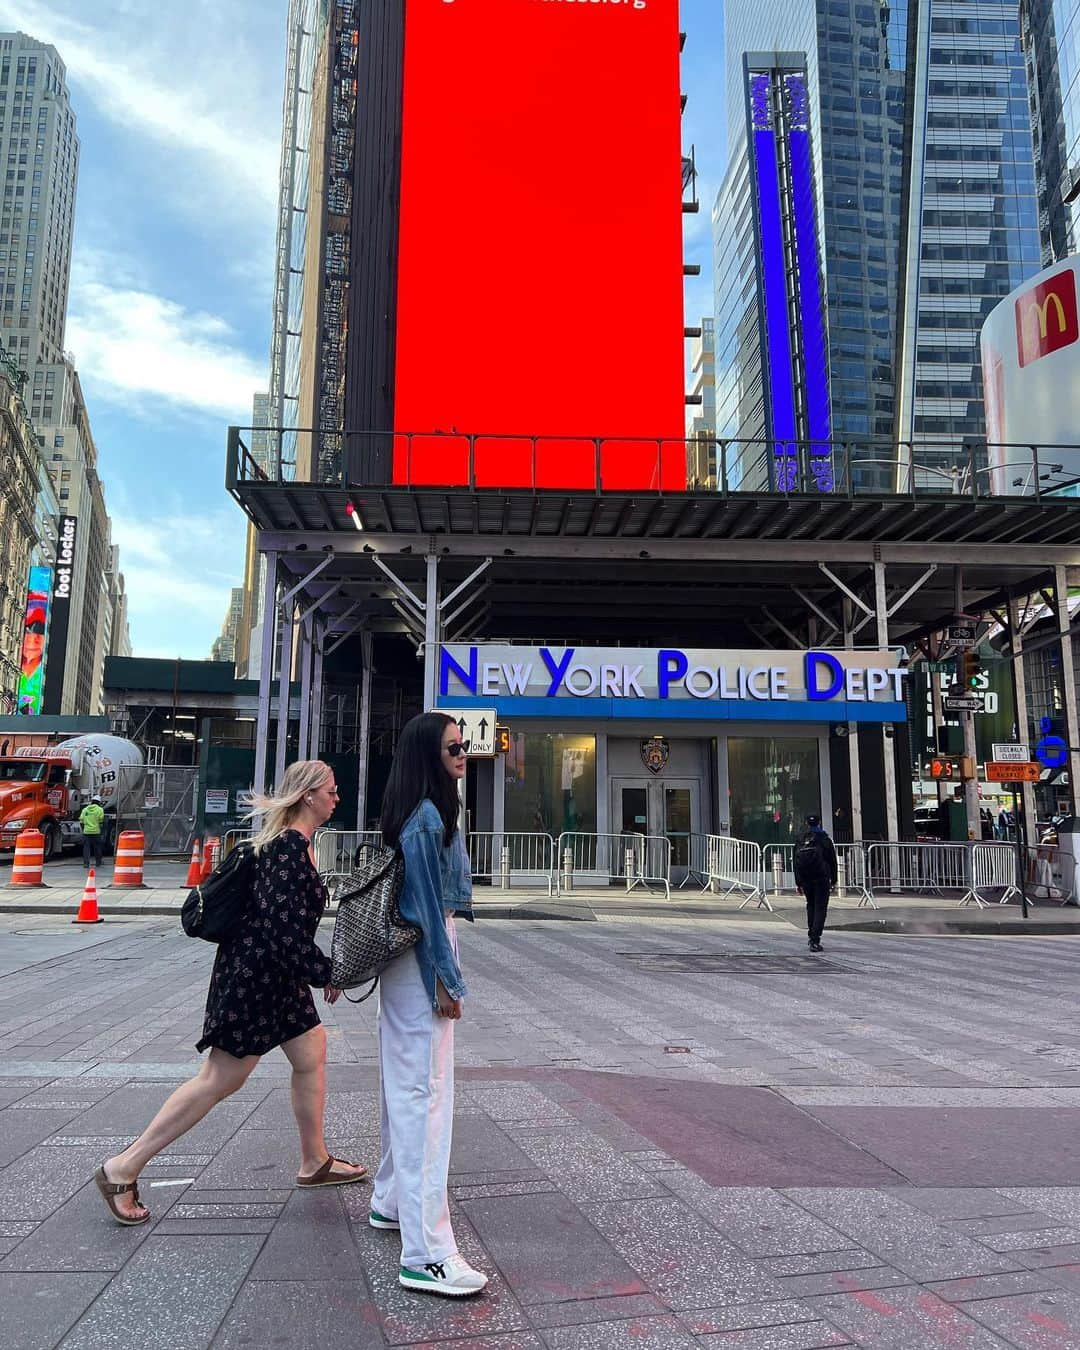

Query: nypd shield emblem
[{"left": 641, "top": 737, "right": 669, "bottom": 775}]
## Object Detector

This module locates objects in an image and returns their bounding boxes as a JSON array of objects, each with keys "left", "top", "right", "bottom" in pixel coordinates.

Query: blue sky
[{"left": 6, "top": 0, "right": 725, "bottom": 659}]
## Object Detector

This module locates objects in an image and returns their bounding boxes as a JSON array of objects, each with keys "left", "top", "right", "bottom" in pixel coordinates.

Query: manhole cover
[{"left": 620, "top": 952, "right": 849, "bottom": 974}]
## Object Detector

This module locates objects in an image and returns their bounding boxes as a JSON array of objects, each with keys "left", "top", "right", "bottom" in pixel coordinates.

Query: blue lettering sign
[
  {"left": 658, "top": 649, "right": 688, "bottom": 699},
  {"left": 440, "top": 646, "right": 477, "bottom": 696},
  {"left": 539, "top": 647, "right": 575, "bottom": 697},
  {"left": 805, "top": 650, "right": 843, "bottom": 701}
]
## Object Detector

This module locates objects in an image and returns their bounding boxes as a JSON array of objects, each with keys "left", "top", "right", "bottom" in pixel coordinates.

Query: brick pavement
[{"left": 1, "top": 914, "right": 1080, "bottom": 1347}]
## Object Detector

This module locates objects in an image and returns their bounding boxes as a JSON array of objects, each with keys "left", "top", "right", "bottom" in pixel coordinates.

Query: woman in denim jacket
[{"left": 370, "top": 712, "right": 487, "bottom": 1298}]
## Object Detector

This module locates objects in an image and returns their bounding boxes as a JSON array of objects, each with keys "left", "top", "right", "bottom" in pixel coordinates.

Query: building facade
[
  {"left": 686, "top": 316, "right": 716, "bottom": 487},
  {"left": 1022, "top": 0, "right": 1080, "bottom": 263},
  {"left": 210, "top": 587, "right": 244, "bottom": 668},
  {"left": 716, "top": 0, "right": 1042, "bottom": 489},
  {"left": 0, "top": 34, "right": 77, "bottom": 372}
]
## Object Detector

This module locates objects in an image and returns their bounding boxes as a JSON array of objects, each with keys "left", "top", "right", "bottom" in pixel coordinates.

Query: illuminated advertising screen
[
  {"left": 392, "top": 0, "right": 686, "bottom": 491},
  {"left": 16, "top": 565, "right": 52, "bottom": 715},
  {"left": 41, "top": 515, "right": 77, "bottom": 716}
]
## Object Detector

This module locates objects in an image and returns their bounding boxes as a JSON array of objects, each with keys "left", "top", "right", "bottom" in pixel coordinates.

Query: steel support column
[
  {"left": 311, "top": 620, "right": 325, "bottom": 762},
  {"left": 356, "top": 630, "right": 373, "bottom": 831},
  {"left": 275, "top": 597, "right": 295, "bottom": 787},
  {"left": 954, "top": 568, "right": 981, "bottom": 840},
  {"left": 1054, "top": 564, "right": 1080, "bottom": 815},
  {"left": 843, "top": 598, "right": 863, "bottom": 842},
  {"left": 253, "top": 550, "right": 278, "bottom": 795},
  {"left": 298, "top": 615, "right": 313, "bottom": 760},
  {"left": 873, "top": 562, "right": 900, "bottom": 843},
  {"left": 1007, "top": 595, "right": 1037, "bottom": 828},
  {"left": 422, "top": 552, "right": 439, "bottom": 709}
]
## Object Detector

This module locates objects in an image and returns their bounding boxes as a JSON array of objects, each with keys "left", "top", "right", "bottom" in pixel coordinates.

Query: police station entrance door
[{"left": 611, "top": 777, "right": 701, "bottom": 886}]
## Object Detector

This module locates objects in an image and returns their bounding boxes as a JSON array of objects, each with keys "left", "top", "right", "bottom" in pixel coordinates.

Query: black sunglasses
[{"left": 445, "top": 740, "right": 470, "bottom": 757}]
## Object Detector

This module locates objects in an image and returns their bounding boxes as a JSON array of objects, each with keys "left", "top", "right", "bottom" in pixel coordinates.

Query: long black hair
[{"left": 380, "top": 712, "right": 460, "bottom": 848}]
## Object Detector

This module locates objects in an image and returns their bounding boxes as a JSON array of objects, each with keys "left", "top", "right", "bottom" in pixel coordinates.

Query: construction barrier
[
  {"left": 73, "top": 867, "right": 103, "bottom": 924},
  {"left": 704, "top": 835, "right": 768, "bottom": 910},
  {"left": 10, "top": 828, "right": 45, "bottom": 887},
  {"left": 467, "top": 832, "right": 555, "bottom": 894},
  {"left": 111, "top": 830, "right": 145, "bottom": 889}
]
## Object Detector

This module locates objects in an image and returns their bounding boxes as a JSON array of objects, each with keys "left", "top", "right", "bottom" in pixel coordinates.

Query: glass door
[{"left": 610, "top": 778, "right": 701, "bottom": 887}]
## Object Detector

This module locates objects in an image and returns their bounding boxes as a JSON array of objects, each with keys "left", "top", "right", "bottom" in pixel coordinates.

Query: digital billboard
[
  {"left": 41, "top": 515, "right": 77, "bottom": 716},
  {"left": 392, "top": 0, "right": 686, "bottom": 491},
  {"left": 16, "top": 565, "right": 52, "bottom": 715}
]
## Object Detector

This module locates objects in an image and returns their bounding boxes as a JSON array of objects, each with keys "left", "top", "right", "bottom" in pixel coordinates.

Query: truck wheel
[{"left": 42, "top": 824, "right": 60, "bottom": 862}]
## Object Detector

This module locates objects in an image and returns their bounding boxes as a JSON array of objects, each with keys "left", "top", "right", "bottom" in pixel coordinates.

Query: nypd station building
[{"left": 436, "top": 641, "right": 907, "bottom": 870}]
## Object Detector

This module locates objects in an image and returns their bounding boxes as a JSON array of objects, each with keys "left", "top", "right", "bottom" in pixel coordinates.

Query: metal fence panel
[
  {"left": 468, "top": 832, "right": 555, "bottom": 894},
  {"left": 314, "top": 829, "right": 384, "bottom": 886},
  {"left": 117, "top": 765, "right": 198, "bottom": 857},
  {"left": 556, "top": 832, "right": 670, "bottom": 897},
  {"left": 704, "top": 835, "right": 768, "bottom": 910},
  {"left": 866, "top": 841, "right": 977, "bottom": 907}
]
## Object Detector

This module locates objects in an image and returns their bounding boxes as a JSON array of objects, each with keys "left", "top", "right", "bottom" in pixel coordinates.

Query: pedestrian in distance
[
  {"left": 79, "top": 793, "right": 105, "bottom": 871},
  {"left": 372, "top": 711, "right": 488, "bottom": 1298},
  {"left": 92, "top": 760, "right": 366, "bottom": 1226},
  {"left": 793, "top": 813, "right": 838, "bottom": 953}
]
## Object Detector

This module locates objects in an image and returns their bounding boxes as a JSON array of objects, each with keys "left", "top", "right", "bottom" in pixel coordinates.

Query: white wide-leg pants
[{"left": 371, "top": 916, "right": 457, "bottom": 1269}]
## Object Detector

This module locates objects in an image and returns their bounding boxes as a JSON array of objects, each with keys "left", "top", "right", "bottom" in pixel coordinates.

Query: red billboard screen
[{"left": 393, "top": 0, "right": 686, "bottom": 491}]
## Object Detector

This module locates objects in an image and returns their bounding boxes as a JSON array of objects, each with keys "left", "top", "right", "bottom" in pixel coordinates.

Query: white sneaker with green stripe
[
  {"left": 369, "top": 1209, "right": 399, "bottom": 1230},
  {"left": 398, "top": 1253, "right": 488, "bottom": 1296}
]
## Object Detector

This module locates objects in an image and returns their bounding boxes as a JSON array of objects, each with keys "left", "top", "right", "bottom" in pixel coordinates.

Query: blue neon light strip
[
  {"left": 788, "top": 126, "right": 830, "bottom": 448},
  {"left": 750, "top": 85, "right": 797, "bottom": 457}
]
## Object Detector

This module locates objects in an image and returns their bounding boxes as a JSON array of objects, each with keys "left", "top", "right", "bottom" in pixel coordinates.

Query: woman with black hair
[{"left": 369, "top": 711, "right": 487, "bottom": 1298}]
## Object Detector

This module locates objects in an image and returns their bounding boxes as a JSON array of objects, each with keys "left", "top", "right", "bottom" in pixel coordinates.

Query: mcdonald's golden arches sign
[{"left": 1015, "top": 269, "right": 1079, "bottom": 368}]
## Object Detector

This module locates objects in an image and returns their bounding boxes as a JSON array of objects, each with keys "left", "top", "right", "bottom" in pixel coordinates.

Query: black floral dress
[{"left": 196, "top": 829, "right": 332, "bottom": 1058}]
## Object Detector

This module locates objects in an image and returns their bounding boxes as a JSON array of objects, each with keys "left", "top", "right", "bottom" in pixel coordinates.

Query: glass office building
[
  {"left": 716, "top": 0, "right": 1042, "bottom": 489},
  {"left": 1023, "top": 0, "right": 1080, "bottom": 262}
]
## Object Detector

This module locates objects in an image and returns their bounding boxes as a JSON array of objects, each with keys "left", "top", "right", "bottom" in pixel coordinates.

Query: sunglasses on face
[{"left": 445, "top": 741, "right": 470, "bottom": 757}]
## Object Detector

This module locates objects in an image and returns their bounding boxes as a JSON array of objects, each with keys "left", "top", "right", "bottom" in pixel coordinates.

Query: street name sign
[
  {"left": 986, "top": 761, "right": 1040, "bottom": 783},
  {"left": 438, "top": 708, "right": 497, "bottom": 756},
  {"left": 991, "top": 743, "right": 1030, "bottom": 762}
]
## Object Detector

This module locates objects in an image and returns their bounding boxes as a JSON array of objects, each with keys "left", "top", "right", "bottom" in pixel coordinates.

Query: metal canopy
[{"left": 231, "top": 481, "right": 1080, "bottom": 550}]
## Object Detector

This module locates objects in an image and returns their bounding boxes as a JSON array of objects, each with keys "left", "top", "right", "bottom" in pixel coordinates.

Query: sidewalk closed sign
[
  {"left": 992, "top": 743, "right": 1030, "bottom": 762},
  {"left": 205, "top": 789, "right": 229, "bottom": 814}
]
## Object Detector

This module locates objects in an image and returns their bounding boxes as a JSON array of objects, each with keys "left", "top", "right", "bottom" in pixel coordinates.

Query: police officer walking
[
  {"left": 793, "top": 813, "right": 838, "bottom": 952},
  {"left": 80, "top": 794, "right": 105, "bottom": 871}
]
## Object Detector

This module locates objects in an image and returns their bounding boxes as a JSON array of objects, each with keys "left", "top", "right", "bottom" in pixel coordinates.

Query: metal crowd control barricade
[
  {"left": 556, "top": 831, "right": 671, "bottom": 898},
  {"left": 221, "top": 829, "right": 252, "bottom": 858},
  {"left": 467, "top": 832, "right": 555, "bottom": 895},
  {"left": 704, "top": 835, "right": 769, "bottom": 910},
  {"left": 866, "top": 841, "right": 977, "bottom": 907},
  {"left": 677, "top": 833, "right": 713, "bottom": 889},
  {"left": 837, "top": 843, "right": 876, "bottom": 908},
  {"left": 971, "top": 842, "right": 1022, "bottom": 907},
  {"left": 314, "top": 829, "right": 384, "bottom": 886}
]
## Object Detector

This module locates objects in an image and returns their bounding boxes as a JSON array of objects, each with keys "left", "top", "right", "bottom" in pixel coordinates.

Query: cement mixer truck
[{"left": 0, "top": 734, "right": 146, "bottom": 860}]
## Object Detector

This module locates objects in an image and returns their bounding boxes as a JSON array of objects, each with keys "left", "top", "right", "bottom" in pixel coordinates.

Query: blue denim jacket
[{"left": 398, "top": 800, "right": 474, "bottom": 1009}]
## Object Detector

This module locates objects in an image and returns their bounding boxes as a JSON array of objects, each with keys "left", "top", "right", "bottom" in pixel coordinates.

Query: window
[{"left": 504, "top": 733, "right": 597, "bottom": 836}]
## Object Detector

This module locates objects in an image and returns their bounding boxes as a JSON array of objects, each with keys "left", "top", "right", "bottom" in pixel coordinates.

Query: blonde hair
[{"left": 247, "top": 760, "right": 333, "bottom": 854}]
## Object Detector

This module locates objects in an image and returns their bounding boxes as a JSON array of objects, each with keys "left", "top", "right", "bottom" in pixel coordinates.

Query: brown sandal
[
  {"left": 93, "top": 1164, "right": 150, "bottom": 1226},
  {"left": 296, "top": 1156, "right": 368, "bottom": 1188}
]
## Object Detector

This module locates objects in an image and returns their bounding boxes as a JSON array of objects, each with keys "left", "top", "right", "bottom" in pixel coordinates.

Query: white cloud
[
  {"left": 66, "top": 259, "right": 265, "bottom": 420},
  {"left": 109, "top": 501, "right": 248, "bottom": 659},
  {"left": 0, "top": 0, "right": 283, "bottom": 219}
]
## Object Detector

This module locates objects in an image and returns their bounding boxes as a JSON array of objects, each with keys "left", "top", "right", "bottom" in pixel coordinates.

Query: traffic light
[
  {"left": 959, "top": 650, "right": 983, "bottom": 689},
  {"left": 929, "top": 758, "right": 957, "bottom": 779}
]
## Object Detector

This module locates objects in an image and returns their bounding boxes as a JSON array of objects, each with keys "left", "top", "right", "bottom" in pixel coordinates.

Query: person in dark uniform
[
  {"left": 92, "top": 761, "right": 367, "bottom": 1226},
  {"left": 793, "top": 813, "right": 838, "bottom": 953}
]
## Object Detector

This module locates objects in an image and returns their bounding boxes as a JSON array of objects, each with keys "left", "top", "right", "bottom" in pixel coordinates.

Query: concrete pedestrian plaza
[{"left": 1, "top": 914, "right": 1080, "bottom": 1348}]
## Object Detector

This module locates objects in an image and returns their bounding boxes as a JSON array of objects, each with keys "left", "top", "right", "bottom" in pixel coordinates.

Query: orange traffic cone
[
  {"left": 185, "top": 839, "right": 203, "bottom": 887},
  {"left": 73, "top": 867, "right": 104, "bottom": 925}
]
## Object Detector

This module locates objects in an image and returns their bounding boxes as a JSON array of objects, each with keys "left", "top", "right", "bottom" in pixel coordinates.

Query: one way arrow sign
[{"left": 436, "top": 708, "right": 497, "bottom": 756}]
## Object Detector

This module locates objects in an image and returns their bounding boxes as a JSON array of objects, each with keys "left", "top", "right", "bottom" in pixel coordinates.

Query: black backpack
[
  {"left": 794, "top": 830, "right": 829, "bottom": 883},
  {"left": 181, "top": 842, "right": 256, "bottom": 943}
]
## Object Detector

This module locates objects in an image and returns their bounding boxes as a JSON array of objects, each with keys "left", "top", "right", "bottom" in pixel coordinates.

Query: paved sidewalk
[{"left": 3, "top": 914, "right": 1080, "bottom": 1347}]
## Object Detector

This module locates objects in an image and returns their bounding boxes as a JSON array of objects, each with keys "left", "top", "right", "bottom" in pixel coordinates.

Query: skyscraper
[
  {"left": 1022, "top": 0, "right": 1080, "bottom": 263},
  {"left": 715, "top": 0, "right": 1042, "bottom": 488},
  {"left": 0, "top": 34, "right": 77, "bottom": 373}
]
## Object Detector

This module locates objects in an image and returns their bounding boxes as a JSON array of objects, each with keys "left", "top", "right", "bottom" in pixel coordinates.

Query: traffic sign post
[{"left": 437, "top": 708, "right": 498, "bottom": 756}]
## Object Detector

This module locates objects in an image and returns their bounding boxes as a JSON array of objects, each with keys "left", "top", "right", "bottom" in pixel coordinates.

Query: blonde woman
[{"left": 92, "top": 761, "right": 367, "bottom": 1226}]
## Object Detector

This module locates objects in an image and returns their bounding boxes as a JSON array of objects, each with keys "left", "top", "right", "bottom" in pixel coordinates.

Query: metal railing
[
  {"left": 763, "top": 842, "right": 876, "bottom": 908},
  {"left": 555, "top": 831, "right": 671, "bottom": 898},
  {"left": 227, "top": 425, "right": 1080, "bottom": 503},
  {"left": 867, "top": 841, "right": 977, "bottom": 907},
  {"left": 468, "top": 831, "right": 555, "bottom": 895},
  {"left": 314, "top": 828, "right": 384, "bottom": 886},
  {"left": 1024, "top": 843, "right": 1073, "bottom": 904},
  {"left": 703, "top": 835, "right": 769, "bottom": 910},
  {"left": 971, "top": 842, "right": 1021, "bottom": 907}
]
